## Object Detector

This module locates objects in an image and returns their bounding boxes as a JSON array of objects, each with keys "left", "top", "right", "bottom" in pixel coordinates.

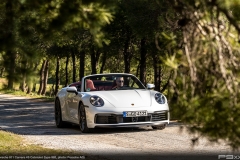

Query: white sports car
[{"left": 55, "top": 73, "right": 170, "bottom": 133}]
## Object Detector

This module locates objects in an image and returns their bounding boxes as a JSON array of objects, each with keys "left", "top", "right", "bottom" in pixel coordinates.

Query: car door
[{"left": 66, "top": 91, "right": 79, "bottom": 122}]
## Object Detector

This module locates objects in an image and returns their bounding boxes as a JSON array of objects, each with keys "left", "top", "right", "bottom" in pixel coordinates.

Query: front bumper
[
  {"left": 94, "top": 122, "right": 168, "bottom": 128},
  {"left": 87, "top": 110, "right": 170, "bottom": 128}
]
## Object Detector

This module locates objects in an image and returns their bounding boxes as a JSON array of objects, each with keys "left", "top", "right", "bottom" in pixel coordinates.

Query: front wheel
[
  {"left": 79, "top": 103, "right": 92, "bottom": 133},
  {"left": 55, "top": 98, "right": 67, "bottom": 128},
  {"left": 152, "top": 124, "right": 166, "bottom": 130}
]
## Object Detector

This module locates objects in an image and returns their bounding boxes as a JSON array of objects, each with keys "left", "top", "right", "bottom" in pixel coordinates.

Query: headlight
[
  {"left": 155, "top": 93, "right": 166, "bottom": 104},
  {"left": 90, "top": 96, "right": 104, "bottom": 107}
]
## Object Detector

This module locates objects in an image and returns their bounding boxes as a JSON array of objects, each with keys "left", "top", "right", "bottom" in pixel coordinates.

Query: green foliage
[
  {"left": 0, "top": 0, "right": 116, "bottom": 90},
  {"left": 18, "top": 0, "right": 115, "bottom": 45},
  {"left": 165, "top": 0, "right": 240, "bottom": 150},
  {"left": 172, "top": 75, "right": 240, "bottom": 149},
  {"left": 120, "top": 0, "right": 161, "bottom": 38}
]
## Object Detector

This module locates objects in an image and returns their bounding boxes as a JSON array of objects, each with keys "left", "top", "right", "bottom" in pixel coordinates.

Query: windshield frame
[{"left": 81, "top": 73, "right": 146, "bottom": 92}]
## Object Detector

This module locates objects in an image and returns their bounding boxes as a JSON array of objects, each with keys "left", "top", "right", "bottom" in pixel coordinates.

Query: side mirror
[
  {"left": 147, "top": 83, "right": 155, "bottom": 90},
  {"left": 66, "top": 87, "right": 78, "bottom": 95}
]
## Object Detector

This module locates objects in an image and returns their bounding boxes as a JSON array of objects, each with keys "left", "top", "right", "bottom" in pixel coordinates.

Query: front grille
[
  {"left": 95, "top": 114, "right": 152, "bottom": 124},
  {"left": 123, "top": 116, "right": 151, "bottom": 123},
  {"left": 95, "top": 115, "right": 117, "bottom": 124},
  {"left": 151, "top": 111, "right": 168, "bottom": 121}
]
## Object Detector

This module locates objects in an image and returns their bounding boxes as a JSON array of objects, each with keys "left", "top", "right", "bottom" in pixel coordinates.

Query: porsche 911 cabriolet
[{"left": 55, "top": 73, "right": 170, "bottom": 133}]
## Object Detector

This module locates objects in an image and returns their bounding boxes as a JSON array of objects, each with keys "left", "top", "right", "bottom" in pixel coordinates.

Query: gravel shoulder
[{"left": 0, "top": 93, "right": 236, "bottom": 160}]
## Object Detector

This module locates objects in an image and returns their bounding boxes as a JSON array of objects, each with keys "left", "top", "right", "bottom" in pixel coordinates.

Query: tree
[
  {"left": 0, "top": 0, "right": 115, "bottom": 89},
  {"left": 38, "top": 59, "right": 48, "bottom": 95},
  {"left": 71, "top": 47, "right": 77, "bottom": 82},
  {"left": 120, "top": 0, "right": 168, "bottom": 85},
  {"left": 163, "top": 0, "right": 240, "bottom": 150},
  {"left": 55, "top": 56, "right": 60, "bottom": 96},
  {"left": 90, "top": 42, "right": 101, "bottom": 74},
  {"left": 79, "top": 50, "right": 86, "bottom": 80},
  {"left": 1, "top": 1, "right": 17, "bottom": 89},
  {"left": 41, "top": 60, "right": 49, "bottom": 95}
]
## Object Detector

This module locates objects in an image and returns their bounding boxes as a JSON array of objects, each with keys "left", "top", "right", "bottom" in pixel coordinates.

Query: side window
[
  {"left": 129, "top": 77, "right": 146, "bottom": 89},
  {"left": 129, "top": 77, "right": 139, "bottom": 88}
]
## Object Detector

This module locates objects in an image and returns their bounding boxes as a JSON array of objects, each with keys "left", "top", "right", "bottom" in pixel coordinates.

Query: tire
[
  {"left": 152, "top": 124, "right": 166, "bottom": 130},
  {"left": 78, "top": 103, "right": 92, "bottom": 133},
  {"left": 55, "top": 98, "right": 67, "bottom": 128}
]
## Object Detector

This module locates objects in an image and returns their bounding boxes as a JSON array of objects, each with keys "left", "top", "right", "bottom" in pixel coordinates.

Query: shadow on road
[{"left": 0, "top": 96, "right": 178, "bottom": 136}]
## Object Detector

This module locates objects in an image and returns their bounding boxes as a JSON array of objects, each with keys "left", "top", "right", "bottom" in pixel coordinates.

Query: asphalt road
[{"left": 0, "top": 93, "right": 236, "bottom": 160}]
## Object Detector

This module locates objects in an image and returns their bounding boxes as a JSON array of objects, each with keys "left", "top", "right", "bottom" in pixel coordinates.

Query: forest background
[{"left": 1, "top": 0, "right": 240, "bottom": 150}]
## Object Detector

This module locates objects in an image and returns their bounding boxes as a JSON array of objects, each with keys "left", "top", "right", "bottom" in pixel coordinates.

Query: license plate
[{"left": 123, "top": 111, "right": 148, "bottom": 117}]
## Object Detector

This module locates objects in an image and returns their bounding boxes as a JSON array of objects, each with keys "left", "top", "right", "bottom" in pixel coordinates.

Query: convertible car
[{"left": 55, "top": 73, "right": 170, "bottom": 133}]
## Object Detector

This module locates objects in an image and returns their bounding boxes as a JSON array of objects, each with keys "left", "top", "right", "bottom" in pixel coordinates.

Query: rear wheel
[
  {"left": 55, "top": 98, "right": 67, "bottom": 128},
  {"left": 79, "top": 103, "right": 92, "bottom": 133},
  {"left": 152, "top": 124, "right": 166, "bottom": 130}
]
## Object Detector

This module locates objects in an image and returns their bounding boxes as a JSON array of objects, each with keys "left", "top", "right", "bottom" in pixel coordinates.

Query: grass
[
  {"left": 0, "top": 130, "right": 77, "bottom": 156},
  {"left": 0, "top": 131, "right": 102, "bottom": 159}
]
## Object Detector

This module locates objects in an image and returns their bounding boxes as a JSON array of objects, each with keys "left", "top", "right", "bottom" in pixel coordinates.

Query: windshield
[{"left": 84, "top": 74, "right": 146, "bottom": 92}]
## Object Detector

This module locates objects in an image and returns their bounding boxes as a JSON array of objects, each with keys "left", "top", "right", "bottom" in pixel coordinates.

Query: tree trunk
[
  {"left": 20, "top": 60, "right": 29, "bottom": 92},
  {"left": 41, "top": 60, "right": 49, "bottom": 95},
  {"left": 32, "top": 63, "right": 39, "bottom": 92},
  {"left": 28, "top": 62, "right": 39, "bottom": 93},
  {"left": 90, "top": 45, "right": 101, "bottom": 74},
  {"left": 54, "top": 57, "right": 60, "bottom": 96},
  {"left": 140, "top": 38, "right": 147, "bottom": 85},
  {"left": 152, "top": 53, "right": 161, "bottom": 92},
  {"left": 123, "top": 30, "right": 132, "bottom": 73},
  {"left": 0, "top": 68, "right": 4, "bottom": 77},
  {"left": 26, "top": 75, "right": 33, "bottom": 94},
  {"left": 26, "top": 83, "right": 32, "bottom": 94},
  {"left": 4, "top": 2, "right": 15, "bottom": 89},
  {"left": 4, "top": 51, "right": 17, "bottom": 89},
  {"left": 20, "top": 73, "right": 26, "bottom": 92},
  {"left": 32, "top": 83, "right": 36, "bottom": 92},
  {"left": 38, "top": 60, "right": 47, "bottom": 95},
  {"left": 65, "top": 55, "right": 69, "bottom": 87},
  {"left": 136, "top": 62, "right": 140, "bottom": 78},
  {"left": 71, "top": 49, "right": 76, "bottom": 82},
  {"left": 79, "top": 50, "right": 85, "bottom": 81},
  {"left": 100, "top": 52, "right": 107, "bottom": 73}
]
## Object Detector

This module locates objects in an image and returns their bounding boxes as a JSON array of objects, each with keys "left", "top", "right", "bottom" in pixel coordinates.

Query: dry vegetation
[
  {"left": 0, "top": 78, "right": 7, "bottom": 89},
  {"left": 0, "top": 130, "right": 75, "bottom": 156}
]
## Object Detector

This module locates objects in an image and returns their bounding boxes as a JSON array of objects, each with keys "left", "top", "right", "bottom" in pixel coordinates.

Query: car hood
[{"left": 95, "top": 90, "right": 152, "bottom": 108}]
